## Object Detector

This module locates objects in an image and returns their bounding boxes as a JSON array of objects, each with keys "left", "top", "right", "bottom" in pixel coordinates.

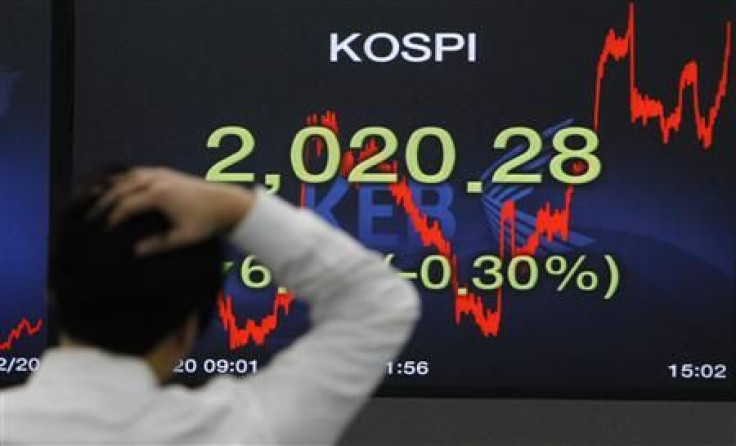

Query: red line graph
[
  {"left": 217, "top": 289, "right": 294, "bottom": 349},
  {"left": 220, "top": 2, "right": 734, "bottom": 344},
  {"left": 0, "top": 318, "right": 43, "bottom": 351},
  {"left": 217, "top": 111, "right": 578, "bottom": 345},
  {"left": 388, "top": 178, "right": 503, "bottom": 336},
  {"left": 217, "top": 114, "right": 338, "bottom": 349},
  {"left": 499, "top": 186, "right": 574, "bottom": 258},
  {"left": 390, "top": 178, "right": 576, "bottom": 337},
  {"left": 593, "top": 3, "right": 732, "bottom": 149}
]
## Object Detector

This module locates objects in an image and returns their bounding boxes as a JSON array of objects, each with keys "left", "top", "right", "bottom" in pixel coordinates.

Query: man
[{"left": 3, "top": 167, "right": 420, "bottom": 445}]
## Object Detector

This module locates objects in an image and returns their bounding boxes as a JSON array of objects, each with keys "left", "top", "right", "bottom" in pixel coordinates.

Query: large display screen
[
  {"left": 56, "top": 0, "right": 736, "bottom": 398},
  {"left": 0, "top": 0, "right": 49, "bottom": 385}
]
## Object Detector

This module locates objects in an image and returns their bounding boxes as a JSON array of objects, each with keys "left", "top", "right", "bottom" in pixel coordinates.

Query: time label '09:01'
[{"left": 173, "top": 358, "right": 259, "bottom": 375}]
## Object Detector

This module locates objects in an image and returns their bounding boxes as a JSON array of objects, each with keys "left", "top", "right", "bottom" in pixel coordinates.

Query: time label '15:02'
[{"left": 668, "top": 363, "right": 728, "bottom": 380}]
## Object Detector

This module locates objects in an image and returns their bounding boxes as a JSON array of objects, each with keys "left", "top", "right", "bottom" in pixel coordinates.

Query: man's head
[{"left": 49, "top": 168, "right": 223, "bottom": 375}]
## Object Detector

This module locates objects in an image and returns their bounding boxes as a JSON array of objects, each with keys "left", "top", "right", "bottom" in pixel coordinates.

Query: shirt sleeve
[{"left": 215, "top": 188, "right": 420, "bottom": 445}]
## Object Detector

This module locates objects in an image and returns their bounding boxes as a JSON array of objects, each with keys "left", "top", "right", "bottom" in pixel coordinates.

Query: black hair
[{"left": 48, "top": 167, "right": 223, "bottom": 356}]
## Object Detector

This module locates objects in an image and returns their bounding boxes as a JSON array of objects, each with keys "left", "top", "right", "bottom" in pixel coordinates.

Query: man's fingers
[
  {"left": 106, "top": 189, "right": 159, "bottom": 228},
  {"left": 135, "top": 235, "right": 169, "bottom": 257},
  {"left": 89, "top": 169, "right": 155, "bottom": 218},
  {"left": 135, "top": 230, "right": 190, "bottom": 257}
]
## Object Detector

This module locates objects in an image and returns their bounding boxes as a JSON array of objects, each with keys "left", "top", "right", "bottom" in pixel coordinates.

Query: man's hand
[{"left": 93, "top": 167, "right": 254, "bottom": 256}]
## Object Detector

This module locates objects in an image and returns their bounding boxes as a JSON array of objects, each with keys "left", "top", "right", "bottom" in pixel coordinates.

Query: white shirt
[{"left": 2, "top": 190, "right": 420, "bottom": 445}]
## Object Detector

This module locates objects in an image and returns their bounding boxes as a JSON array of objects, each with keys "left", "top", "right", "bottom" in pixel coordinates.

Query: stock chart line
[
  {"left": 217, "top": 113, "right": 342, "bottom": 350},
  {"left": 0, "top": 318, "right": 43, "bottom": 351},
  {"left": 303, "top": 111, "right": 506, "bottom": 335},
  {"left": 388, "top": 177, "right": 503, "bottom": 337},
  {"left": 499, "top": 186, "right": 574, "bottom": 258},
  {"left": 323, "top": 112, "right": 573, "bottom": 337},
  {"left": 217, "top": 289, "right": 294, "bottom": 349},
  {"left": 593, "top": 2, "right": 732, "bottom": 149},
  {"left": 214, "top": 111, "right": 579, "bottom": 343},
  {"left": 218, "top": 100, "right": 591, "bottom": 346}
]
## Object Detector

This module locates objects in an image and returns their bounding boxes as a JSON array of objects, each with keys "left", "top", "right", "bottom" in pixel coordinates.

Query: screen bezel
[{"left": 48, "top": 0, "right": 75, "bottom": 351}]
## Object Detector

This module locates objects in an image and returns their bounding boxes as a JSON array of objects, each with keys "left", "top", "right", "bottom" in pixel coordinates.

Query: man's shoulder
[{"left": 1, "top": 377, "right": 272, "bottom": 444}]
